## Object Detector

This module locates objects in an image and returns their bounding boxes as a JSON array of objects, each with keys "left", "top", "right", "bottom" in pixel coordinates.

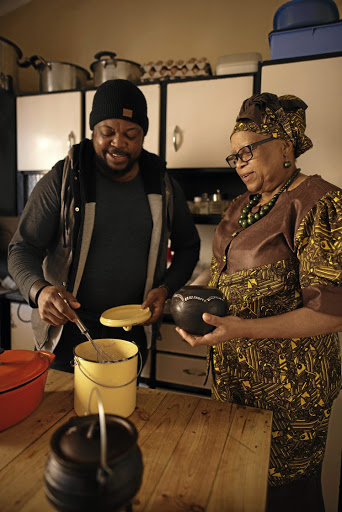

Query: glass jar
[{"left": 199, "top": 193, "right": 209, "bottom": 214}]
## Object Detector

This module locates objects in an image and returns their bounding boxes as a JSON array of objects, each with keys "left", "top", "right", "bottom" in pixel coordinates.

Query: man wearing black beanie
[{"left": 8, "top": 79, "right": 200, "bottom": 372}]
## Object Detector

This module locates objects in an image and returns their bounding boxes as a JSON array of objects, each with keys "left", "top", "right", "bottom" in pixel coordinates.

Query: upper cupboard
[
  {"left": 165, "top": 76, "right": 254, "bottom": 168},
  {"left": 261, "top": 54, "right": 342, "bottom": 189},
  {"left": 15, "top": 53, "right": 341, "bottom": 179},
  {"left": 16, "top": 84, "right": 161, "bottom": 172},
  {"left": 15, "top": 75, "right": 256, "bottom": 173}
]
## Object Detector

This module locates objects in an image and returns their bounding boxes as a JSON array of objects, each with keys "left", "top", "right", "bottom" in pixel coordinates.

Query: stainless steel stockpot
[
  {"left": 0, "top": 36, "right": 23, "bottom": 92},
  {"left": 90, "top": 51, "right": 143, "bottom": 87},
  {"left": 29, "top": 55, "right": 91, "bottom": 92}
]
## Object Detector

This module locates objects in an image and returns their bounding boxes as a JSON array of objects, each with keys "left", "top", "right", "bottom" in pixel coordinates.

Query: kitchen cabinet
[
  {"left": 155, "top": 321, "right": 211, "bottom": 394},
  {"left": 16, "top": 91, "right": 83, "bottom": 171},
  {"left": 85, "top": 83, "right": 161, "bottom": 155},
  {"left": 142, "top": 314, "right": 212, "bottom": 396},
  {"left": 142, "top": 225, "right": 216, "bottom": 395},
  {"left": 261, "top": 54, "right": 342, "bottom": 188},
  {"left": 165, "top": 75, "right": 255, "bottom": 169}
]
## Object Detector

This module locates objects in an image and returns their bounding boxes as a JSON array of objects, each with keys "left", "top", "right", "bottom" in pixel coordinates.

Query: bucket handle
[
  {"left": 74, "top": 342, "right": 143, "bottom": 389},
  {"left": 86, "top": 388, "right": 112, "bottom": 485}
]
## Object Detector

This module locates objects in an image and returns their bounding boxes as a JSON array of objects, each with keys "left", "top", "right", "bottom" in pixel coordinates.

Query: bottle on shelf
[
  {"left": 199, "top": 193, "right": 210, "bottom": 214},
  {"left": 193, "top": 196, "right": 202, "bottom": 214},
  {"left": 209, "top": 189, "right": 222, "bottom": 214}
]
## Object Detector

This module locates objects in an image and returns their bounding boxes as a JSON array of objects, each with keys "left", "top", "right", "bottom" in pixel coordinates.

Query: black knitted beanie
[{"left": 89, "top": 79, "right": 149, "bottom": 134}]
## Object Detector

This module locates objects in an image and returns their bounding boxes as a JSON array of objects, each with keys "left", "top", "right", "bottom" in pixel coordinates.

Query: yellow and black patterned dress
[{"left": 208, "top": 175, "right": 342, "bottom": 487}]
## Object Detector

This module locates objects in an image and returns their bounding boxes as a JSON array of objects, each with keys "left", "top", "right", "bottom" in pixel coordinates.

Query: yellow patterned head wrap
[{"left": 231, "top": 92, "right": 313, "bottom": 158}]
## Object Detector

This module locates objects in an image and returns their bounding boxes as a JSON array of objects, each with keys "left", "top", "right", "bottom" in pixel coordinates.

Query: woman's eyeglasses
[{"left": 226, "top": 136, "right": 275, "bottom": 168}]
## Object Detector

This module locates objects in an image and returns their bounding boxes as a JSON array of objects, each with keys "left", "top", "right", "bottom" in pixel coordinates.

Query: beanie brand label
[{"left": 123, "top": 108, "right": 133, "bottom": 118}]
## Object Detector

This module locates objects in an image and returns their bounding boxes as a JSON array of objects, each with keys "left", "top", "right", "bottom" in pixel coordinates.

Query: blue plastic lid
[{"left": 273, "top": 0, "right": 340, "bottom": 31}]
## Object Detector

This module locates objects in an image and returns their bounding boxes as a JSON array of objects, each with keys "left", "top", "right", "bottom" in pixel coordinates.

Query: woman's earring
[{"left": 284, "top": 161, "right": 291, "bottom": 168}]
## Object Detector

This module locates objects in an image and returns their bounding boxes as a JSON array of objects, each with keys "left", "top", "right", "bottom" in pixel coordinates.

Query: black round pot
[
  {"left": 44, "top": 414, "right": 143, "bottom": 512},
  {"left": 170, "top": 285, "right": 228, "bottom": 335}
]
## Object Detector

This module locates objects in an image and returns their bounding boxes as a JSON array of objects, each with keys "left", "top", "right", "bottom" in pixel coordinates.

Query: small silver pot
[
  {"left": 29, "top": 55, "right": 91, "bottom": 92},
  {"left": 0, "top": 36, "right": 23, "bottom": 92},
  {"left": 90, "top": 51, "right": 143, "bottom": 87}
]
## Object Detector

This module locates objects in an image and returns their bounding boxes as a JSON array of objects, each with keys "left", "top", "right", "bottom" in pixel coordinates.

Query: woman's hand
[
  {"left": 141, "top": 286, "right": 169, "bottom": 325},
  {"left": 176, "top": 313, "right": 243, "bottom": 346},
  {"left": 176, "top": 308, "right": 342, "bottom": 346},
  {"left": 37, "top": 286, "right": 81, "bottom": 326}
]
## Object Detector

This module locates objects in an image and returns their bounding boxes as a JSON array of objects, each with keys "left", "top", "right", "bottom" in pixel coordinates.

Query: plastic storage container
[
  {"left": 269, "top": 21, "right": 342, "bottom": 59},
  {"left": 215, "top": 52, "right": 262, "bottom": 75},
  {"left": 273, "top": 0, "right": 340, "bottom": 30}
]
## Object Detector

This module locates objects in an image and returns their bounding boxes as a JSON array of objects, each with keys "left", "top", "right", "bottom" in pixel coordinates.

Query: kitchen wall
[{"left": 2, "top": 0, "right": 341, "bottom": 94}]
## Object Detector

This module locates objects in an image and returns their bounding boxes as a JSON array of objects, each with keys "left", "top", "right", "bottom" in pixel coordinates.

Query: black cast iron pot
[
  {"left": 44, "top": 413, "right": 143, "bottom": 512},
  {"left": 170, "top": 285, "right": 228, "bottom": 335}
]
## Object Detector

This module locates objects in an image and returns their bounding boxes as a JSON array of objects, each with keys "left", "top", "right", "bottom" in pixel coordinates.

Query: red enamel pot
[{"left": 0, "top": 348, "right": 55, "bottom": 431}]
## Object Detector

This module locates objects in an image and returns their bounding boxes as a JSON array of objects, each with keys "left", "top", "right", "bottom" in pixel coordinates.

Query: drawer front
[
  {"left": 156, "top": 353, "right": 211, "bottom": 389},
  {"left": 158, "top": 323, "right": 207, "bottom": 357}
]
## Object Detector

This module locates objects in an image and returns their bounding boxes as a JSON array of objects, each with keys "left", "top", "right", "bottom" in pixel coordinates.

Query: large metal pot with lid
[
  {"left": 25, "top": 55, "right": 91, "bottom": 92},
  {"left": 44, "top": 389, "right": 143, "bottom": 512},
  {"left": 0, "top": 36, "right": 23, "bottom": 92},
  {"left": 90, "top": 51, "right": 143, "bottom": 87}
]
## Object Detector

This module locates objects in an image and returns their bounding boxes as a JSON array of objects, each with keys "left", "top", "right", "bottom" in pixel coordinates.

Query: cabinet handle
[
  {"left": 67, "top": 131, "right": 76, "bottom": 149},
  {"left": 173, "top": 125, "right": 182, "bottom": 152}
]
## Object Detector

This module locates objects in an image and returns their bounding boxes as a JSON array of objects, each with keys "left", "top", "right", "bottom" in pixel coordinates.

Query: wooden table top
[{"left": 0, "top": 369, "right": 272, "bottom": 512}]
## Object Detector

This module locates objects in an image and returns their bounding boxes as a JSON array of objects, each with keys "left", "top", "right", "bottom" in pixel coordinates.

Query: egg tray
[{"left": 141, "top": 57, "right": 212, "bottom": 81}]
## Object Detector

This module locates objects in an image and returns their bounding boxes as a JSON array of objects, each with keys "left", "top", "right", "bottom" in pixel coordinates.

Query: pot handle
[
  {"left": 173, "top": 125, "right": 183, "bottom": 152},
  {"left": 17, "top": 57, "right": 33, "bottom": 68},
  {"left": 87, "top": 388, "right": 113, "bottom": 485},
  {"left": 29, "top": 55, "right": 49, "bottom": 70},
  {"left": 36, "top": 350, "right": 56, "bottom": 366},
  {"left": 94, "top": 51, "right": 117, "bottom": 61}
]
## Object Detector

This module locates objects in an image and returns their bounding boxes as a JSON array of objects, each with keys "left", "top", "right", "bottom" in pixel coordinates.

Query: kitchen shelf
[
  {"left": 192, "top": 214, "right": 222, "bottom": 225},
  {"left": 168, "top": 167, "right": 246, "bottom": 213},
  {"left": 168, "top": 167, "right": 235, "bottom": 175}
]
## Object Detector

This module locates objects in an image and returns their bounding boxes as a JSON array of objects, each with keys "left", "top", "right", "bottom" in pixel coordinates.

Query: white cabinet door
[
  {"left": 261, "top": 56, "right": 342, "bottom": 188},
  {"left": 17, "top": 92, "right": 82, "bottom": 171},
  {"left": 156, "top": 352, "right": 211, "bottom": 390},
  {"left": 85, "top": 83, "right": 160, "bottom": 155},
  {"left": 158, "top": 322, "right": 207, "bottom": 357},
  {"left": 165, "top": 76, "right": 254, "bottom": 168},
  {"left": 10, "top": 302, "right": 35, "bottom": 350}
]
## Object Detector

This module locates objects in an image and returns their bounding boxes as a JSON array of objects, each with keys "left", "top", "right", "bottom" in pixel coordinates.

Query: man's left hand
[{"left": 141, "top": 286, "right": 168, "bottom": 325}]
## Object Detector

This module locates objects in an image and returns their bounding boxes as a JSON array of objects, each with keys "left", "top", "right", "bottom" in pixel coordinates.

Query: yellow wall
[{"left": 1, "top": 0, "right": 341, "bottom": 93}]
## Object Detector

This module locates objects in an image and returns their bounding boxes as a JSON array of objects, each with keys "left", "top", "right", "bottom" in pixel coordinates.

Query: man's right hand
[{"left": 37, "top": 286, "right": 81, "bottom": 326}]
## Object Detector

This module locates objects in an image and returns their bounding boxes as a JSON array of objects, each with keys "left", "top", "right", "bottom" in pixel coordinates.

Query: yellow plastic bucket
[{"left": 73, "top": 339, "right": 139, "bottom": 418}]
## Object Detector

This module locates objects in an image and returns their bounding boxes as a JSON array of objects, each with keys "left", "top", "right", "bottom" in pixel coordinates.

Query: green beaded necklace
[{"left": 238, "top": 168, "right": 300, "bottom": 229}]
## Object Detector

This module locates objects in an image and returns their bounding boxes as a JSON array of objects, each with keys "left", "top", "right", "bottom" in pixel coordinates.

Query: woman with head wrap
[{"left": 176, "top": 93, "right": 342, "bottom": 511}]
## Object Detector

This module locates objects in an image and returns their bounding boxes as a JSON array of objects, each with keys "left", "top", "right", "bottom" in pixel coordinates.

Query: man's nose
[{"left": 110, "top": 132, "right": 125, "bottom": 148}]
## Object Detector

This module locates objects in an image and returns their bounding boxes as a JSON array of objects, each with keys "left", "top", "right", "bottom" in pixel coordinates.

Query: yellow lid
[{"left": 100, "top": 304, "right": 151, "bottom": 331}]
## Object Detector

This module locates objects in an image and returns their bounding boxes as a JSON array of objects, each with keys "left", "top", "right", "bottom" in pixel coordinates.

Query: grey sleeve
[{"left": 7, "top": 163, "right": 63, "bottom": 305}]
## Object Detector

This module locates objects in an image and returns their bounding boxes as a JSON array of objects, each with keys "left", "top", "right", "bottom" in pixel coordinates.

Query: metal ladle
[{"left": 58, "top": 293, "right": 117, "bottom": 362}]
